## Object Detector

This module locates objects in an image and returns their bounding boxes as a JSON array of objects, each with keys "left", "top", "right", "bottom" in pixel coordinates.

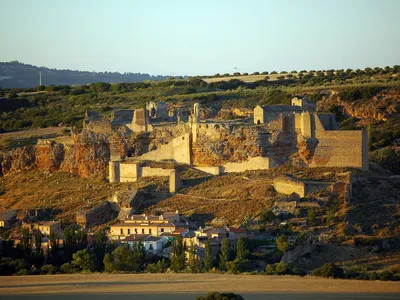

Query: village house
[
  {"left": 225, "top": 226, "right": 247, "bottom": 241},
  {"left": 22, "top": 221, "right": 62, "bottom": 237},
  {"left": 0, "top": 210, "right": 17, "bottom": 229},
  {"left": 36, "top": 221, "right": 62, "bottom": 236},
  {"left": 109, "top": 212, "right": 180, "bottom": 240},
  {"left": 194, "top": 226, "right": 228, "bottom": 240},
  {"left": 122, "top": 234, "right": 168, "bottom": 254}
]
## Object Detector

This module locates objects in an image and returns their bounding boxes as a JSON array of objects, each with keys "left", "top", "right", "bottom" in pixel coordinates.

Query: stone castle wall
[
  {"left": 136, "top": 133, "right": 192, "bottom": 164},
  {"left": 311, "top": 129, "right": 369, "bottom": 170}
]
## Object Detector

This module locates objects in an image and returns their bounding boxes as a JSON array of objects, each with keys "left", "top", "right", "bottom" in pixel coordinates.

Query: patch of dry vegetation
[
  {"left": 0, "top": 127, "right": 69, "bottom": 151},
  {"left": 0, "top": 169, "right": 168, "bottom": 223}
]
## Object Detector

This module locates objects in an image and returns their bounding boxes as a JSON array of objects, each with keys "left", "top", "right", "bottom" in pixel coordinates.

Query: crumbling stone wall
[
  {"left": 192, "top": 124, "right": 267, "bottom": 166},
  {"left": 83, "top": 111, "right": 113, "bottom": 134},
  {"left": 149, "top": 124, "right": 191, "bottom": 151},
  {"left": 274, "top": 176, "right": 306, "bottom": 197},
  {"left": 138, "top": 133, "right": 191, "bottom": 164}
]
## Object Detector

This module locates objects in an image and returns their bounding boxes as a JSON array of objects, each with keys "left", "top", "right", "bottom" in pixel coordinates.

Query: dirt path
[{"left": 1, "top": 273, "right": 399, "bottom": 295}]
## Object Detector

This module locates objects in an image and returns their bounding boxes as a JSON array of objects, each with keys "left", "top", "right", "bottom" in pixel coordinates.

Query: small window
[
  {"left": 257, "top": 120, "right": 261, "bottom": 125},
  {"left": 182, "top": 137, "right": 185, "bottom": 140},
  {"left": 135, "top": 228, "right": 138, "bottom": 233},
  {"left": 149, "top": 244, "right": 153, "bottom": 250},
  {"left": 120, "top": 229, "right": 123, "bottom": 235},
  {"left": 149, "top": 229, "right": 152, "bottom": 234},
  {"left": 142, "top": 229, "right": 145, "bottom": 234},
  {"left": 161, "top": 228, "right": 164, "bottom": 233},
  {"left": 127, "top": 229, "right": 130, "bottom": 235}
]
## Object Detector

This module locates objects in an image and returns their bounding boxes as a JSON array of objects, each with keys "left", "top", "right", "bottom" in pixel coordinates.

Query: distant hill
[{"left": 0, "top": 61, "right": 172, "bottom": 88}]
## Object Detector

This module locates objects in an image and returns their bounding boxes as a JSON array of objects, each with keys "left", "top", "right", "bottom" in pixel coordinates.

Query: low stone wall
[
  {"left": 141, "top": 166, "right": 173, "bottom": 177},
  {"left": 223, "top": 156, "right": 273, "bottom": 173},
  {"left": 119, "top": 163, "right": 139, "bottom": 183},
  {"left": 109, "top": 161, "right": 180, "bottom": 193},
  {"left": 194, "top": 166, "right": 221, "bottom": 175},
  {"left": 274, "top": 176, "right": 306, "bottom": 197}
]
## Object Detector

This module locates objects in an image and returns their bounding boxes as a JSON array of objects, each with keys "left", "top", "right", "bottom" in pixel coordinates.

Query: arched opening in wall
[
  {"left": 257, "top": 120, "right": 261, "bottom": 125},
  {"left": 214, "top": 124, "right": 220, "bottom": 129}
]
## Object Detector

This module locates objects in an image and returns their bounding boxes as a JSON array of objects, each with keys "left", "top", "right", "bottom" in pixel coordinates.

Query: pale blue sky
[{"left": 0, "top": 0, "right": 399, "bottom": 76}]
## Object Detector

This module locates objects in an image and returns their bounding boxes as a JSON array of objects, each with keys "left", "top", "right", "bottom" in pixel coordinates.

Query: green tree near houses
[
  {"left": 235, "top": 237, "right": 248, "bottom": 262},
  {"left": 72, "top": 249, "right": 95, "bottom": 272},
  {"left": 170, "top": 235, "right": 186, "bottom": 272},
  {"left": 204, "top": 240, "right": 213, "bottom": 271},
  {"left": 219, "top": 237, "right": 230, "bottom": 271},
  {"left": 188, "top": 240, "right": 201, "bottom": 273}
]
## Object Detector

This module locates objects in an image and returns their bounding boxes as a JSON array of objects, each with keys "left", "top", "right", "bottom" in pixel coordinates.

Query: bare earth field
[{"left": 1, "top": 273, "right": 399, "bottom": 298}]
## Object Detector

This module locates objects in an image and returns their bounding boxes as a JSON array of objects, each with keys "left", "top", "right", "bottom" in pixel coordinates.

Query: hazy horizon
[{"left": 1, "top": 0, "right": 399, "bottom": 76}]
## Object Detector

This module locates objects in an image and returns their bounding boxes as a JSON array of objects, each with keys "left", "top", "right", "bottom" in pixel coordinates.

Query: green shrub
[
  {"left": 145, "top": 259, "right": 170, "bottom": 273},
  {"left": 60, "top": 262, "right": 78, "bottom": 274},
  {"left": 265, "top": 264, "right": 275, "bottom": 275},
  {"left": 379, "top": 270, "right": 394, "bottom": 281},
  {"left": 275, "top": 261, "right": 288, "bottom": 275},
  {"left": 41, "top": 264, "right": 57, "bottom": 274},
  {"left": 312, "top": 263, "right": 344, "bottom": 278},
  {"left": 14, "top": 268, "right": 30, "bottom": 276},
  {"left": 196, "top": 292, "right": 244, "bottom": 300}
]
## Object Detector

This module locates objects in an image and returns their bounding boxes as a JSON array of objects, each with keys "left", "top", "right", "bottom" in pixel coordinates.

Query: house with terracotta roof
[
  {"left": 194, "top": 226, "right": 228, "bottom": 240},
  {"left": 225, "top": 226, "right": 247, "bottom": 241},
  {"left": 122, "top": 234, "right": 168, "bottom": 254}
]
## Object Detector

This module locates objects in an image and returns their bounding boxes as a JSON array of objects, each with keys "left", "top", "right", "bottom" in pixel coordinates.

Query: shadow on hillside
[
  {"left": 189, "top": 213, "right": 215, "bottom": 225},
  {"left": 181, "top": 176, "right": 210, "bottom": 188}
]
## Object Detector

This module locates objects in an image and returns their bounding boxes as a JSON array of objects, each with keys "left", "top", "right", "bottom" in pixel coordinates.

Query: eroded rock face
[
  {"left": 35, "top": 140, "right": 64, "bottom": 172},
  {"left": 0, "top": 132, "right": 111, "bottom": 178},
  {"left": 0, "top": 146, "right": 36, "bottom": 175},
  {"left": 60, "top": 140, "right": 110, "bottom": 178},
  {"left": 318, "top": 89, "right": 400, "bottom": 122},
  {"left": 297, "top": 135, "right": 319, "bottom": 165},
  {"left": 193, "top": 125, "right": 265, "bottom": 166}
]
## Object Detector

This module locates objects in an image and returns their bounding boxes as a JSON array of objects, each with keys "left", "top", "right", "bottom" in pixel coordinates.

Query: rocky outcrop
[
  {"left": 297, "top": 136, "right": 319, "bottom": 165},
  {"left": 35, "top": 140, "right": 64, "bottom": 172},
  {"left": 60, "top": 140, "right": 110, "bottom": 178},
  {"left": 318, "top": 89, "right": 400, "bottom": 122},
  {"left": 0, "top": 146, "right": 36, "bottom": 175},
  {"left": 193, "top": 125, "right": 265, "bottom": 166},
  {"left": 0, "top": 132, "right": 111, "bottom": 178}
]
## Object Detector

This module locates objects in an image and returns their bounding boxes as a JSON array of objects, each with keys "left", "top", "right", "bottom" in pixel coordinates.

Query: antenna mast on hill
[{"left": 39, "top": 71, "right": 42, "bottom": 86}]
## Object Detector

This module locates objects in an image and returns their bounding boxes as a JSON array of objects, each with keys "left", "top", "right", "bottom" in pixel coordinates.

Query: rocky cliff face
[
  {"left": 0, "top": 127, "right": 151, "bottom": 178},
  {"left": 318, "top": 89, "right": 400, "bottom": 121},
  {"left": 60, "top": 140, "right": 110, "bottom": 178},
  {"left": 35, "top": 140, "right": 65, "bottom": 172},
  {"left": 0, "top": 146, "right": 36, "bottom": 175}
]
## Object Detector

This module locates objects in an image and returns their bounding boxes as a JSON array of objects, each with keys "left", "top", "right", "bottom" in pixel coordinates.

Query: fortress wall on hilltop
[
  {"left": 137, "top": 133, "right": 191, "bottom": 165},
  {"left": 311, "top": 129, "right": 368, "bottom": 171}
]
